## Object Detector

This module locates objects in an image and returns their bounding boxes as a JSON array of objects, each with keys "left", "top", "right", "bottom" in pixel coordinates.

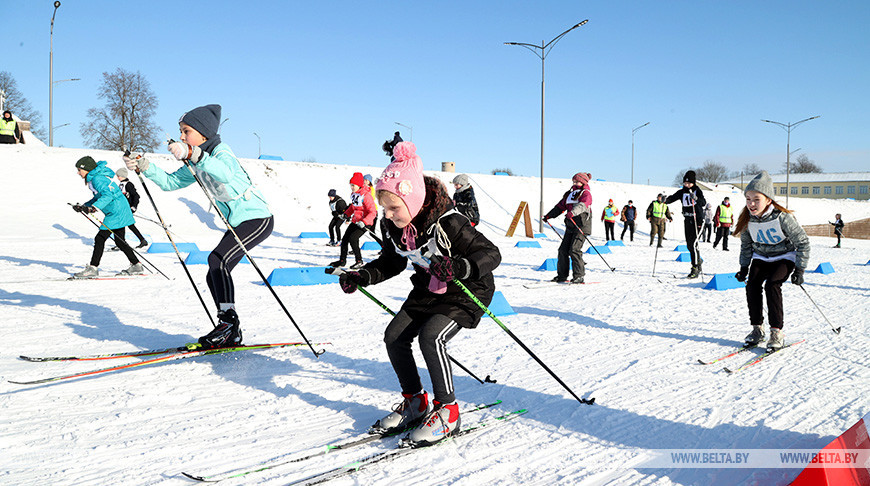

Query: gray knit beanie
[
  {"left": 745, "top": 170, "right": 775, "bottom": 200},
  {"left": 452, "top": 174, "right": 470, "bottom": 189},
  {"left": 115, "top": 167, "right": 128, "bottom": 179}
]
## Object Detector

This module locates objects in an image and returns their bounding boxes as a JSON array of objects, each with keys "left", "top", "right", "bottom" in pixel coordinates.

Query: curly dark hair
[{"left": 411, "top": 176, "right": 455, "bottom": 230}]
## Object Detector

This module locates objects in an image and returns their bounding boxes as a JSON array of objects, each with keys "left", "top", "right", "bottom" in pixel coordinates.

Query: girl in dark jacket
[
  {"left": 326, "top": 189, "right": 347, "bottom": 246},
  {"left": 338, "top": 142, "right": 501, "bottom": 446},
  {"left": 451, "top": 174, "right": 480, "bottom": 226}
]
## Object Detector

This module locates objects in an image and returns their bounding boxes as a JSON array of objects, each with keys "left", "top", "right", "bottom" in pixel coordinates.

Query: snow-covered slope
[{"left": 1, "top": 143, "right": 869, "bottom": 486}]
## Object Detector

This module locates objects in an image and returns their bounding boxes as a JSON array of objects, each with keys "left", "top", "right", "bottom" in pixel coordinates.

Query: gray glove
[{"left": 355, "top": 221, "right": 366, "bottom": 229}]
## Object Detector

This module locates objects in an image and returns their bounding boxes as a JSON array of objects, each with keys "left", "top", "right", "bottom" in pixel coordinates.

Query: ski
[
  {"left": 67, "top": 274, "right": 156, "bottom": 281},
  {"left": 697, "top": 343, "right": 759, "bottom": 365},
  {"left": 18, "top": 341, "right": 315, "bottom": 362},
  {"left": 723, "top": 339, "right": 806, "bottom": 374},
  {"left": 523, "top": 281, "right": 600, "bottom": 289},
  {"left": 180, "top": 400, "right": 504, "bottom": 483},
  {"left": 289, "top": 408, "right": 528, "bottom": 486},
  {"left": 9, "top": 342, "right": 317, "bottom": 385}
]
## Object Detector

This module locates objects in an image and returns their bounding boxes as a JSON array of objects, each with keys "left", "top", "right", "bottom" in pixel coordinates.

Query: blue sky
[{"left": 4, "top": 1, "right": 869, "bottom": 186}]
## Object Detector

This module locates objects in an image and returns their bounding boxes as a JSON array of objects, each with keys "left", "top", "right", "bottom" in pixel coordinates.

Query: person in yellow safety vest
[
  {"left": 713, "top": 196, "right": 734, "bottom": 251},
  {"left": 601, "top": 199, "right": 620, "bottom": 241},
  {"left": 0, "top": 110, "right": 25, "bottom": 144},
  {"left": 646, "top": 194, "right": 673, "bottom": 247}
]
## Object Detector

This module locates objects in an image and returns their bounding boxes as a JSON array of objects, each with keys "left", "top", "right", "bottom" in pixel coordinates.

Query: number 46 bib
[{"left": 748, "top": 218, "right": 785, "bottom": 245}]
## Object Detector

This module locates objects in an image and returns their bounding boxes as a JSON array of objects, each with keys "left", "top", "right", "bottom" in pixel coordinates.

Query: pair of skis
[
  {"left": 11, "top": 342, "right": 317, "bottom": 385},
  {"left": 523, "top": 280, "right": 600, "bottom": 289},
  {"left": 697, "top": 340, "right": 805, "bottom": 374},
  {"left": 181, "top": 401, "right": 525, "bottom": 484}
]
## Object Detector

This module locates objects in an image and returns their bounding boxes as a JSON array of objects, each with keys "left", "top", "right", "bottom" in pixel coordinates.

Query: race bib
[
  {"left": 566, "top": 189, "right": 583, "bottom": 205},
  {"left": 350, "top": 192, "right": 364, "bottom": 206},
  {"left": 748, "top": 218, "right": 785, "bottom": 245}
]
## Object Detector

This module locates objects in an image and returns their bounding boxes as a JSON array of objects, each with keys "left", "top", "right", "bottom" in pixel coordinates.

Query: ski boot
[
  {"left": 328, "top": 259, "right": 346, "bottom": 268},
  {"left": 767, "top": 328, "right": 784, "bottom": 351},
  {"left": 136, "top": 241, "right": 149, "bottom": 249},
  {"left": 551, "top": 276, "right": 567, "bottom": 283},
  {"left": 571, "top": 275, "right": 584, "bottom": 284},
  {"left": 198, "top": 309, "right": 242, "bottom": 349},
  {"left": 370, "top": 391, "right": 431, "bottom": 434},
  {"left": 117, "top": 263, "right": 145, "bottom": 276},
  {"left": 73, "top": 265, "right": 99, "bottom": 279},
  {"left": 349, "top": 261, "right": 365, "bottom": 270},
  {"left": 407, "top": 400, "right": 461, "bottom": 446},
  {"left": 744, "top": 325, "right": 765, "bottom": 345},
  {"left": 687, "top": 265, "right": 700, "bottom": 279}
]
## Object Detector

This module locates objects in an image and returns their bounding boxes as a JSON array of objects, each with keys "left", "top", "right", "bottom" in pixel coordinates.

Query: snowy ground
[{"left": 1, "top": 143, "right": 869, "bottom": 485}]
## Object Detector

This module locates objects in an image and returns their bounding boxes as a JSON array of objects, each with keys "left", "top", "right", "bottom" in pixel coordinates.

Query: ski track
[{"left": 2, "top": 145, "right": 869, "bottom": 485}]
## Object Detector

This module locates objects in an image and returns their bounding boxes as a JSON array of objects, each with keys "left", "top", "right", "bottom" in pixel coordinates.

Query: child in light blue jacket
[
  {"left": 124, "top": 104, "right": 273, "bottom": 349},
  {"left": 72, "top": 156, "right": 142, "bottom": 278}
]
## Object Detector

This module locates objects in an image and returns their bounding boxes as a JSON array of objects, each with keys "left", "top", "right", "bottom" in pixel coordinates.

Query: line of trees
[{"left": 673, "top": 155, "right": 824, "bottom": 186}]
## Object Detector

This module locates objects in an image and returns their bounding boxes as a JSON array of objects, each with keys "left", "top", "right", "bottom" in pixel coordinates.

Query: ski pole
[
  {"left": 171, "top": 143, "right": 323, "bottom": 358},
  {"left": 445, "top": 273, "right": 594, "bottom": 405},
  {"left": 544, "top": 220, "right": 564, "bottom": 241},
  {"left": 325, "top": 266, "right": 495, "bottom": 384},
  {"left": 652, "top": 237, "right": 660, "bottom": 278},
  {"left": 71, "top": 204, "right": 170, "bottom": 280},
  {"left": 799, "top": 284, "right": 841, "bottom": 334},
  {"left": 566, "top": 216, "right": 615, "bottom": 272},
  {"left": 125, "top": 151, "right": 215, "bottom": 327}
]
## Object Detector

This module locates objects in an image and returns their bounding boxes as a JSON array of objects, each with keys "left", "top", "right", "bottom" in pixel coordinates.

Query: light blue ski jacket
[
  {"left": 84, "top": 160, "right": 135, "bottom": 230},
  {"left": 142, "top": 143, "right": 271, "bottom": 227}
]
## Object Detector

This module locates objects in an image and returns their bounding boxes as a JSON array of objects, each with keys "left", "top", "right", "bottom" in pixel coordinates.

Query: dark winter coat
[
  {"left": 362, "top": 178, "right": 501, "bottom": 328},
  {"left": 329, "top": 196, "right": 348, "bottom": 218},
  {"left": 119, "top": 180, "right": 141, "bottom": 212},
  {"left": 452, "top": 185, "right": 480, "bottom": 225},
  {"left": 665, "top": 186, "right": 706, "bottom": 222},
  {"left": 621, "top": 205, "right": 637, "bottom": 222}
]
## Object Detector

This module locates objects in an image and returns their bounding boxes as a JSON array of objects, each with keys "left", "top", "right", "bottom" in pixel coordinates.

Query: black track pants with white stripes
[
  {"left": 384, "top": 310, "right": 461, "bottom": 405},
  {"left": 206, "top": 216, "right": 274, "bottom": 307}
]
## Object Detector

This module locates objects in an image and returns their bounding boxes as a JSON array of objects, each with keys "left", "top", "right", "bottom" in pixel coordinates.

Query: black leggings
[
  {"left": 339, "top": 223, "right": 368, "bottom": 264},
  {"left": 384, "top": 310, "right": 461, "bottom": 404},
  {"left": 620, "top": 220, "right": 635, "bottom": 240},
  {"left": 206, "top": 216, "right": 274, "bottom": 307},
  {"left": 90, "top": 228, "right": 138, "bottom": 267},
  {"left": 746, "top": 259, "right": 795, "bottom": 329},
  {"left": 683, "top": 218, "right": 703, "bottom": 266},
  {"left": 328, "top": 217, "right": 343, "bottom": 242}
]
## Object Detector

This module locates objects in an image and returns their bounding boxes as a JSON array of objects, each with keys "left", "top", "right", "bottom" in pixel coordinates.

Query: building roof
[{"left": 724, "top": 172, "right": 870, "bottom": 184}]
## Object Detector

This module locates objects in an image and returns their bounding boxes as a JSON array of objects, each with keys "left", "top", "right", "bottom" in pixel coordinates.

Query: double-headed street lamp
[
  {"left": 394, "top": 122, "right": 413, "bottom": 142},
  {"left": 761, "top": 115, "right": 820, "bottom": 208},
  {"left": 505, "top": 19, "right": 589, "bottom": 232},
  {"left": 49, "top": 0, "right": 62, "bottom": 147},
  {"left": 631, "top": 122, "right": 650, "bottom": 185}
]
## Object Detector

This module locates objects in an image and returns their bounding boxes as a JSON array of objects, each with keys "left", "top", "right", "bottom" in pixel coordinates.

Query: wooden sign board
[{"left": 506, "top": 201, "right": 534, "bottom": 238}]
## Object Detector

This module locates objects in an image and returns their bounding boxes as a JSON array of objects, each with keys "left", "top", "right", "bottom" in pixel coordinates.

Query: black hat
[
  {"left": 2, "top": 110, "right": 11, "bottom": 117},
  {"left": 179, "top": 104, "right": 221, "bottom": 139},
  {"left": 683, "top": 170, "right": 697, "bottom": 184},
  {"left": 75, "top": 156, "right": 97, "bottom": 172},
  {"left": 328, "top": 189, "right": 337, "bottom": 197}
]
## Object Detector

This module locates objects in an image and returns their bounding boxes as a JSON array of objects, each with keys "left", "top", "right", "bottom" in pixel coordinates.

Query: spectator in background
[
  {"left": 701, "top": 203, "right": 714, "bottom": 243},
  {"left": 830, "top": 213, "right": 845, "bottom": 248},
  {"left": 452, "top": 174, "right": 480, "bottom": 226},
  {"left": 620, "top": 200, "right": 636, "bottom": 241},
  {"left": 601, "top": 199, "right": 620, "bottom": 241},
  {"left": 646, "top": 194, "right": 672, "bottom": 248},
  {"left": 0, "top": 110, "right": 25, "bottom": 144},
  {"left": 713, "top": 197, "right": 734, "bottom": 251}
]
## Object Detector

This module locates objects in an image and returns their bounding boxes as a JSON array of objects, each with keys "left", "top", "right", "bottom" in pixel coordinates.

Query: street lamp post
[
  {"left": 505, "top": 19, "right": 589, "bottom": 232},
  {"left": 631, "top": 122, "right": 650, "bottom": 185},
  {"left": 49, "top": 1, "right": 61, "bottom": 147},
  {"left": 394, "top": 122, "right": 413, "bottom": 142},
  {"left": 253, "top": 132, "right": 261, "bottom": 157},
  {"left": 761, "top": 116, "right": 819, "bottom": 208}
]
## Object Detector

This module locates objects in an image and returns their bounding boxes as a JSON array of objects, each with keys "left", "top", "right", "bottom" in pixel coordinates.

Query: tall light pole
[
  {"left": 253, "top": 132, "right": 261, "bottom": 157},
  {"left": 505, "top": 19, "right": 589, "bottom": 232},
  {"left": 761, "top": 116, "right": 819, "bottom": 208},
  {"left": 394, "top": 122, "right": 413, "bottom": 141},
  {"left": 49, "top": 1, "right": 61, "bottom": 147},
  {"left": 631, "top": 122, "right": 650, "bottom": 185}
]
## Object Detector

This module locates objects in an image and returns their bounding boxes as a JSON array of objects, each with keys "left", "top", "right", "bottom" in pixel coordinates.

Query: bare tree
[
  {"left": 0, "top": 71, "right": 47, "bottom": 141},
  {"left": 738, "top": 163, "right": 764, "bottom": 177},
  {"left": 80, "top": 68, "right": 161, "bottom": 152},
  {"left": 673, "top": 160, "right": 730, "bottom": 186},
  {"left": 788, "top": 154, "right": 823, "bottom": 174}
]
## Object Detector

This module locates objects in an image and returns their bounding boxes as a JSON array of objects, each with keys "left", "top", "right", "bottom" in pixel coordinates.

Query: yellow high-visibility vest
[
  {"left": 718, "top": 204, "right": 733, "bottom": 224},
  {"left": 652, "top": 201, "right": 667, "bottom": 218},
  {"left": 0, "top": 119, "right": 16, "bottom": 137}
]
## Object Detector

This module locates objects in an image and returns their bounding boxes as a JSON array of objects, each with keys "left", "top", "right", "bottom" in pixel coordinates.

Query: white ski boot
[
  {"left": 767, "top": 328, "right": 784, "bottom": 351},
  {"left": 73, "top": 265, "right": 99, "bottom": 279},
  {"left": 407, "top": 400, "right": 461, "bottom": 446},
  {"left": 117, "top": 263, "right": 145, "bottom": 276},
  {"left": 370, "top": 391, "right": 431, "bottom": 434}
]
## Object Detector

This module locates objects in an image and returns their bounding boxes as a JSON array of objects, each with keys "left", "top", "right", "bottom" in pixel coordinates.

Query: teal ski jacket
[{"left": 83, "top": 160, "right": 135, "bottom": 230}]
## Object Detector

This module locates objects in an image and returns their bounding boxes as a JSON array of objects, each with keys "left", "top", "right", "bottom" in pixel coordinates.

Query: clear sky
[{"left": 4, "top": 1, "right": 869, "bottom": 186}]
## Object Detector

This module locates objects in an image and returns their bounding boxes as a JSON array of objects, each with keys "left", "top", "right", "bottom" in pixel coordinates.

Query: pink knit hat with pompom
[{"left": 375, "top": 141, "right": 426, "bottom": 218}]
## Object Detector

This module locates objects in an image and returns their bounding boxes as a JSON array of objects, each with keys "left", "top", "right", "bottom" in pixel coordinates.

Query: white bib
[{"left": 748, "top": 218, "right": 785, "bottom": 245}]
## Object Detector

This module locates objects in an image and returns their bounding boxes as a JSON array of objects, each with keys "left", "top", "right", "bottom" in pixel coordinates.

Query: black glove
[
  {"left": 791, "top": 267, "right": 804, "bottom": 285},
  {"left": 429, "top": 255, "right": 472, "bottom": 282},
  {"left": 542, "top": 215, "right": 550, "bottom": 222},
  {"left": 342, "top": 214, "right": 351, "bottom": 222},
  {"left": 339, "top": 270, "right": 370, "bottom": 294},
  {"left": 735, "top": 266, "right": 749, "bottom": 282},
  {"left": 72, "top": 204, "right": 85, "bottom": 213}
]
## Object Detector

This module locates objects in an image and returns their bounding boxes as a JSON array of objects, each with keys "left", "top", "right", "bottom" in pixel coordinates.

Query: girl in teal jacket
[
  {"left": 72, "top": 156, "right": 142, "bottom": 278},
  {"left": 124, "top": 104, "right": 273, "bottom": 349}
]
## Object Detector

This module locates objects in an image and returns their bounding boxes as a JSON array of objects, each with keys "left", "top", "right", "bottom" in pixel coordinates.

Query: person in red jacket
[{"left": 330, "top": 172, "right": 376, "bottom": 269}]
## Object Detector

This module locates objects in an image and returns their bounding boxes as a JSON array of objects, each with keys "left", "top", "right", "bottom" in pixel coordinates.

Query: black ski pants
[
  {"left": 328, "top": 217, "right": 343, "bottom": 242},
  {"left": 620, "top": 220, "right": 635, "bottom": 241},
  {"left": 746, "top": 258, "right": 795, "bottom": 330},
  {"left": 90, "top": 228, "right": 138, "bottom": 267},
  {"left": 701, "top": 223, "right": 713, "bottom": 242},
  {"left": 713, "top": 226, "right": 730, "bottom": 250},
  {"left": 339, "top": 223, "right": 368, "bottom": 264},
  {"left": 385, "top": 310, "right": 462, "bottom": 405},
  {"left": 603, "top": 221, "right": 616, "bottom": 241},
  {"left": 683, "top": 218, "right": 703, "bottom": 266},
  {"left": 128, "top": 223, "right": 146, "bottom": 245},
  {"left": 206, "top": 216, "right": 273, "bottom": 307},
  {"left": 557, "top": 228, "right": 586, "bottom": 280}
]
